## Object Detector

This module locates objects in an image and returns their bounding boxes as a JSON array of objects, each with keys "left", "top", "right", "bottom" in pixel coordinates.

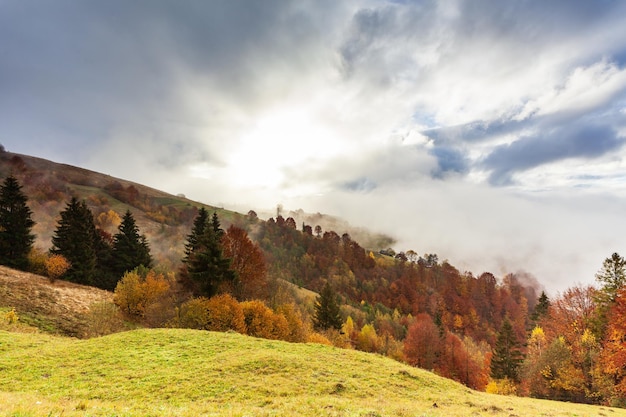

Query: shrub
[
  {"left": 27, "top": 247, "right": 48, "bottom": 276},
  {"left": 307, "top": 332, "right": 333, "bottom": 346},
  {"left": 173, "top": 297, "right": 211, "bottom": 330},
  {"left": 113, "top": 269, "right": 171, "bottom": 321},
  {"left": 5, "top": 307, "right": 18, "bottom": 324},
  {"left": 241, "top": 300, "right": 289, "bottom": 340},
  {"left": 85, "top": 301, "right": 125, "bottom": 337},
  {"left": 45, "top": 254, "right": 71, "bottom": 282},
  {"left": 205, "top": 294, "right": 246, "bottom": 333},
  {"left": 275, "top": 303, "right": 309, "bottom": 343},
  {"left": 172, "top": 295, "right": 246, "bottom": 333},
  {"left": 485, "top": 378, "right": 517, "bottom": 396}
]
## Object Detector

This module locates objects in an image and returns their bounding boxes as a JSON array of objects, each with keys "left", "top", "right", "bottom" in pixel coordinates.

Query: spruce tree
[
  {"left": 183, "top": 207, "right": 209, "bottom": 259},
  {"left": 530, "top": 291, "right": 550, "bottom": 324},
  {"left": 182, "top": 210, "right": 234, "bottom": 297},
  {"left": 0, "top": 175, "right": 35, "bottom": 270},
  {"left": 593, "top": 252, "right": 626, "bottom": 337},
  {"left": 93, "top": 228, "right": 115, "bottom": 290},
  {"left": 51, "top": 198, "right": 98, "bottom": 285},
  {"left": 595, "top": 252, "right": 626, "bottom": 304},
  {"left": 490, "top": 318, "right": 524, "bottom": 381},
  {"left": 313, "top": 282, "right": 343, "bottom": 330},
  {"left": 111, "top": 210, "right": 152, "bottom": 278}
]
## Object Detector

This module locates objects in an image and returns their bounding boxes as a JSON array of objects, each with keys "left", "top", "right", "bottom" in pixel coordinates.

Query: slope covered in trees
[{"left": 4, "top": 148, "right": 626, "bottom": 406}]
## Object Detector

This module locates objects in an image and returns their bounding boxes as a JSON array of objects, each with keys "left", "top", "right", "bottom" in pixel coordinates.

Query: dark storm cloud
[{"left": 483, "top": 124, "right": 625, "bottom": 185}]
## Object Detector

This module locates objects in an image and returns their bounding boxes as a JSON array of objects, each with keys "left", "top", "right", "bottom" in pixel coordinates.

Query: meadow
[{"left": 1, "top": 328, "right": 623, "bottom": 417}]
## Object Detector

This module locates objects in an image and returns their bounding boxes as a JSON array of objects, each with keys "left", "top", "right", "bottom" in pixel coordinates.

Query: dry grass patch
[{"left": 0, "top": 266, "right": 112, "bottom": 337}]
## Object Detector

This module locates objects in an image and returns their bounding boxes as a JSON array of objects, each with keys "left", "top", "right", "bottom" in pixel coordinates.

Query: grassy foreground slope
[{"left": 1, "top": 329, "right": 623, "bottom": 417}]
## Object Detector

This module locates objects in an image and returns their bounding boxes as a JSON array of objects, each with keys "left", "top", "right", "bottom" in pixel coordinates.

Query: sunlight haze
[{"left": 2, "top": 0, "right": 626, "bottom": 294}]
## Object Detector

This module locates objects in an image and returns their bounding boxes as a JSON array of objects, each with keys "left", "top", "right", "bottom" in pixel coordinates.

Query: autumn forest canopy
[{"left": 3, "top": 150, "right": 626, "bottom": 407}]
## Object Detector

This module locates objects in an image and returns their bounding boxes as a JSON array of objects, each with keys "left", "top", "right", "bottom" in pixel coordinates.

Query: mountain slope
[
  {"left": 0, "top": 149, "right": 392, "bottom": 268},
  {"left": 0, "top": 149, "right": 245, "bottom": 268},
  {"left": 1, "top": 328, "right": 623, "bottom": 417}
]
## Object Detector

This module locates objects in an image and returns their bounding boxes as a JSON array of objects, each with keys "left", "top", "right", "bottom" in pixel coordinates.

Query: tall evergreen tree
[
  {"left": 182, "top": 210, "right": 234, "bottom": 297},
  {"left": 184, "top": 207, "right": 209, "bottom": 259},
  {"left": 530, "top": 291, "right": 551, "bottom": 324},
  {"left": 51, "top": 198, "right": 98, "bottom": 285},
  {"left": 593, "top": 252, "right": 626, "bottom": 337},
  {"left": 490, "top": 318, "right": 524, "bottom": 381},
  {"left": 313, "top": 282, "right": 343, "bottom": 331},
  {"left": 111, "top": 210, "right": 152, "bottom": 278},
  {"left": 0, "top": 175, "right": 35, "bottom": 270},
  {"left": 93, "top": 228, "right": 115, "bottom": 290},
  {"left": 210, "top": 211, "right": 224, "bottom": 236},
  {"left": 595, "top": 252, "right": 626, "bottom": 304}
]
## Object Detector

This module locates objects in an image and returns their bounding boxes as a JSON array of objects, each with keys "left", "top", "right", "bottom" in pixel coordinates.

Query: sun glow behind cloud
[
  {"left": 4, "top": 0, "right": 626, "bottom": 293},
  {"left": 189, "top": 106, "right": 345, "bottom": 194}
]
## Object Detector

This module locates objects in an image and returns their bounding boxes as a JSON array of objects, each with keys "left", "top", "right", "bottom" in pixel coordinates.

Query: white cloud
[
  {"left": 3, "top": 1, "right": 626, "bottom": 293},
  {"left": 517, "top": 60, "right": 626, "bottom": 121}
]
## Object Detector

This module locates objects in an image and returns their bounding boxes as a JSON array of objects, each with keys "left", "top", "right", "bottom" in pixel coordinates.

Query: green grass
[{"left": 1, "top": 329, "right": 624, "bottom": 416}]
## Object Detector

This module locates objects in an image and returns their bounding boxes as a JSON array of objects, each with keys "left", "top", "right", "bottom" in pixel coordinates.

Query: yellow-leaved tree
[
  {"left": 113, "top": 268, "right": 171, "bottom": 322},
  {"left": 45, "top": 254, "right": 71, "bottom": 283}
]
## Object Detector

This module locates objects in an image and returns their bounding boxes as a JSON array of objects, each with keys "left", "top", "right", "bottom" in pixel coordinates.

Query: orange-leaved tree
[
  {"left": 206, "top": 294, "right": 246, "bottom": 332},
  {"left": 404, "top": 313, "right": 440, "bottom": 370},
  {"left": 221, "top": 225, "right": 268, "bottom": 300},
  {"left": 44, "top": 254, "right": 71, "bottom": 283},
  {"left": 241, "top": 300, "right": 289, "bottom": 340},
  {"left": 600, "top": 288, "right": 626, "bottom": 399},
  {"left": 172, "top": 294, "right": 246, "bottom": 333}
]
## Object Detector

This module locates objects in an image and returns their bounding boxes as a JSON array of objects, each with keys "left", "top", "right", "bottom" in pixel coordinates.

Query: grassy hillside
[
  {"left": 0, "top": 266, "right": 112, "bottom": 337},
  {"left": 0, "top": 328, "right": 623, "bottom": 417}
]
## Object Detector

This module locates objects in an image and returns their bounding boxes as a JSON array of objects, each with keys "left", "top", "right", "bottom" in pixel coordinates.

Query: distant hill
[
  {"left": 2, "top": 328, "right": 623, "bottom": 417},
  {"left": 0, "top": 149, "right": 394, "bottom": 269}
]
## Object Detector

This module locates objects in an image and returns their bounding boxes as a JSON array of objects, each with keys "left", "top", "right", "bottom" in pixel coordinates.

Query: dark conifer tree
[
  {"left": 51, "top": 198, "right": 98, "bottom": 285},
  {"left": 530, "top": 291, "right": 550, "bottom": 324},
  {"left": 0, "top": 175, "right": 35, "bottom": 270},
  {"left": 210, "top": 211, "right": 223, "bottom": 236},
  {"left": 93, "top": 228, "right": 116, "bottom": 290},
  {"left": 184, "top": 207, "right": 209, "bottom": 259},
  {"left": 182, "top": 210, "right": 234, "bottom": 297},
  {"left": 313, "top": 282, "right": 343, "bottom": 330},
  {"left": 111, "top": 210, "right": 152, "bottom": 278},
  {"left": 490, "top": 318, "right": 524, "bottom": 381},
  {"left": 593, "top": 252, "right": 626, "bottom": 337}
]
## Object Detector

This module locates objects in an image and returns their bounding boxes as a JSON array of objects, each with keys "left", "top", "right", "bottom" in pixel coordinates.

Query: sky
[{"left": 2, "top": 0, "right": 626, "bottom": 295}]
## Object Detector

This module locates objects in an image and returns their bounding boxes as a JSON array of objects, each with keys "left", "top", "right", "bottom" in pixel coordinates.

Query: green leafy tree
[
  {"left": 182, "top": 210, "right": 234, "bottom": 297},
  {"left": 491, "top": 318, "right": 524, "bottom": 382},
  {"left": 111, "top": 210, "right": 152, "bottom": 278},
  {"left": 313, "top": 282, "right": 342, "bottom": 331},
  {"left": 51, "top": 198, "right": 99, "bottom": 285},
  {"left": 0, "top": 176, "right": 35, "bottom": 270}
]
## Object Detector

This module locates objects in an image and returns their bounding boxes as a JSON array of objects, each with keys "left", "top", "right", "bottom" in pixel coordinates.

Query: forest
[{"left": 2, "top": 152, "right": 626, "bottom": 407}]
